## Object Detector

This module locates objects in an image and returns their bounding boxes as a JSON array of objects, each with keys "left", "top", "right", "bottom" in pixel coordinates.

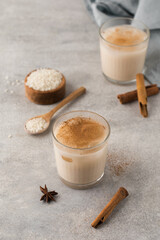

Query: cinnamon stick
[
  {"left": 136, "top": 73, "right": 148, "bottom": 117},
  {"left": 91, "top": 187, "right": 128, "bottom": 228},
  {"left": 117, "top": 84, "right": 159, "bottom": 104}
]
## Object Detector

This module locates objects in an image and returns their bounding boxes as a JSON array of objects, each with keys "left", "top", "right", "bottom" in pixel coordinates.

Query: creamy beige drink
[
  {"left": 52, "top": 111, "right": 110, "bottom": 189},
  {"left": 100, "top": 19, "right": 149, "bottom": 83}
]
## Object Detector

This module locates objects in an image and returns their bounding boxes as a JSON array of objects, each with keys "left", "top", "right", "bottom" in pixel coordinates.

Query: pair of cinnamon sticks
[{"left": 117, "top": 74, "right": 159, "bottom": 117}]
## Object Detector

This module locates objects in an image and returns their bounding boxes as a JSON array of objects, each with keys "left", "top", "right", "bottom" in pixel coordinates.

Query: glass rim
[
  {"left": 52, "top": 110, "right": 110, "bottom": 151},
  {"left": 99, "top": 17, "right": 150, "bottom": 48}
]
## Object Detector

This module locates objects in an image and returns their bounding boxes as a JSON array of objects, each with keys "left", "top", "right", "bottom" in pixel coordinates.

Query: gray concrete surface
[{"left": 0, "top": 0, "right": 160, "bottom": 239}]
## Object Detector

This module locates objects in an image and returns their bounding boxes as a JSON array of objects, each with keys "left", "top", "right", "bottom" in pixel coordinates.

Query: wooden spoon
[{"left": 25, "top": 86, "right": 86, "bottom": 135}]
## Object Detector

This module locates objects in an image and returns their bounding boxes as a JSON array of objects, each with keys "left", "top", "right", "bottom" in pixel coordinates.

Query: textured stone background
[{"left": 0, "top": 0, "right": 160, "bottom": 239}]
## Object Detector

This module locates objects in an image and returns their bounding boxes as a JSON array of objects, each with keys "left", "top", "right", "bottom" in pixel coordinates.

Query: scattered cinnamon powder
[
  {"left": 109, "top": 161, "right": 130, "bottom": 176},
  {"left": 107, "top": 151, "right": 131, "bottom": 176}
]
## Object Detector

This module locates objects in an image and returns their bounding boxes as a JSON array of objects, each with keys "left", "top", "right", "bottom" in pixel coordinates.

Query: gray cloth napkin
[{"left": 84, "top": 0, "right": 160, "bottom": 87}]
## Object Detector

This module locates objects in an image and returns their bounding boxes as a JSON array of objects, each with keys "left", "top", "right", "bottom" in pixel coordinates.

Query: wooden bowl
[{"left": 25, "top": 69, "right": 66, "bottom": 105}]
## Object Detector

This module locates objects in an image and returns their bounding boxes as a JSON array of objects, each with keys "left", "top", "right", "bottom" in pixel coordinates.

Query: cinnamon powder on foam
[
  {"left": 103, "top": 25, "right": 147, "bottom": 46},
  {"left": 55, "top": 117, "right": 107, "bottom": 149}
]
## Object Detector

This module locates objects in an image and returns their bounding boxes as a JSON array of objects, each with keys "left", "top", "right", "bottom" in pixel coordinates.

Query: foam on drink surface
[
  {"left": 102, "top": 25, "right": 147, "bottom": 46},
  {"left": 55, "top": 117, "right": 107, "bottom": 149}
]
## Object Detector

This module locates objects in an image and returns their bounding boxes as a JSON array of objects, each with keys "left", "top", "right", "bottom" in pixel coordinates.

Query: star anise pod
[{"left": 40, "top": 185, "right": 58, "bottom": 203}]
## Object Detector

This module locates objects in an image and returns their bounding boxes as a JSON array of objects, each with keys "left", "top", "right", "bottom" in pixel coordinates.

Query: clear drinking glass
[
  {"left": 52, "top": 111, "right": 110, "bottom": 189},
  {"left": 99, "top": 18, "right": 150, "bottom": 84}
]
